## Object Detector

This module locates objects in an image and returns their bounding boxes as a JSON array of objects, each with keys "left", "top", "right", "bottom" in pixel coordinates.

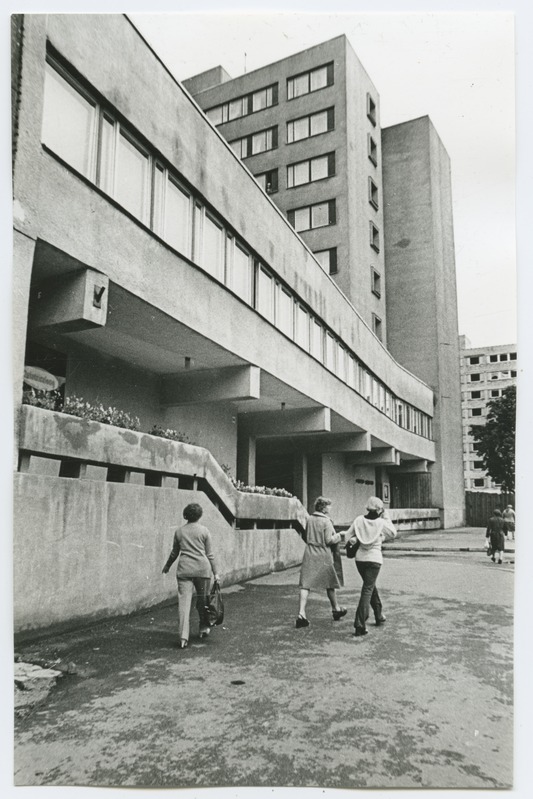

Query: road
[{"left": 13, "top": 539, "right": 514, "bottom": 790}]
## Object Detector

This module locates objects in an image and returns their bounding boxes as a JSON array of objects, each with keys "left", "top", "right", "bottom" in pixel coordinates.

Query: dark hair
[
  {"left": 314, "top": 496, "right": 332, "bottom": 513},
  {"left": 183, "top": 503, "right": 203, "bottom": 522},
  {"left": 493, "top": 508, "right": 502, "bottom": 517}
]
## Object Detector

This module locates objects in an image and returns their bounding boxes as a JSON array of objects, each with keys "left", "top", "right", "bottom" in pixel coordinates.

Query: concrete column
[
  {"left": 237, "top": 433, "right": 256, "bottom": 486},
  {"left": 293, "top": 452, "right": 308, "bottom": 508},
  {"left": 12, "top": 229, "right": 36, "bottom": 467}
]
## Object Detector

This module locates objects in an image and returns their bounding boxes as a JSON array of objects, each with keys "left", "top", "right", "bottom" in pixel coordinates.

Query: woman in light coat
[
  {"left": 346, "top": 496, "right": 397, "bottom": 637},
  {"left": 295, "top": 496, "right": 347, "bottom": 628}
]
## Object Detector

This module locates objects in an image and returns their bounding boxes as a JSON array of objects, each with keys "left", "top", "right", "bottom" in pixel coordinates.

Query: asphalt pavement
[{"left": 13, "top": 526, "right": 514, "bottom": 790}]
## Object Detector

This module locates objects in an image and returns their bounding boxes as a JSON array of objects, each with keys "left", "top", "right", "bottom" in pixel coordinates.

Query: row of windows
[
  {"left": 465, "top": 388, "right": 505, "bottom": 400},
  {"left": 229, "top": 126, "right": 278, "bottom": 158},
  {"left": 41, "top": 52, "right": 431, "bottom": 440},
  {"left": 466, "top": 351, "right": 517, "bottom": 365},
  {"left": 468, "top": 371, "right": 517, "bottom": 382},
  {"left": 205, "top": 84, "right": 278, "bottom": 125},
  {"left": 205, "top": 62, "right": 334, "bottom": 125}
]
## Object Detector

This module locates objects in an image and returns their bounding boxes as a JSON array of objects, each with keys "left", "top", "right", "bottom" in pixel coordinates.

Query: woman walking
[
  {"left": 346, "top": 496, "right": 397, "bottom": 638},
  {"left": 295, "top": 496, "right": 347, "bottom": 628},
  {"left": 486, "top": 508, "right": 507, "bottom": 564},
  {"left": 162, "top": 503, "right": 220, "bottom": 648}
]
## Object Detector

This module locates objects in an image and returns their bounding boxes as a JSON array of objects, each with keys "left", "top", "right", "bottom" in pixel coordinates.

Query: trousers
[
  {"left": 177, "top": 576, "right": 211, "bottom": 642},
  {"left": 354, "top": 561, "right": 383, "bottom": 631}
]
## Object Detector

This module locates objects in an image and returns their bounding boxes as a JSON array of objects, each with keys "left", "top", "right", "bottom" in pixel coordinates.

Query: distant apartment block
[{"left": 459, "top": 335, "right": 517, "bottom": 491}]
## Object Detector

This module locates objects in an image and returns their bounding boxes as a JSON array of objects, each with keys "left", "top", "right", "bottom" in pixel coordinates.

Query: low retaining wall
[{"left": 13, "top": 474, "right": 305, "bottom": 633}]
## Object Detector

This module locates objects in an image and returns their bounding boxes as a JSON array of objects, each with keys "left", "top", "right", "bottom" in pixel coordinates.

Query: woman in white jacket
[{"left": 346, "top": 496, "right": 397, "bottom": 637}]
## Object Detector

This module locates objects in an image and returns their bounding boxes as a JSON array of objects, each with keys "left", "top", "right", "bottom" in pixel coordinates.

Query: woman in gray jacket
[
  {"left": 346, "top": 496, "right": 397, "bottom": 637},
  {"left": 163, "top": 503, "right": 220, "bottom": 648}
]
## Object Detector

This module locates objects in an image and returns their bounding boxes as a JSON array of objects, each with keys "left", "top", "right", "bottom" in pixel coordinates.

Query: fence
[{"left": 465, "top": 490, "right": 515, "bottom": 527}]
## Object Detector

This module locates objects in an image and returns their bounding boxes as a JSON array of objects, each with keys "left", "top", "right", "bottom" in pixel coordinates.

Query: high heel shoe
[
  {"left": 199, "top": 627, "right": 211, "bottom": 639},
  {"left": 179, "top": 638, "right": 188, "bottom": 649},
  {"left": 332, "top": 607, "right": 347, "bottom": 621}
]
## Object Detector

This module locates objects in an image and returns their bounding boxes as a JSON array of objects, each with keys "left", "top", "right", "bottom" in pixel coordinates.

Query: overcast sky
[{"left": 129, "top": 10, "right": 516, "bottom": 349}]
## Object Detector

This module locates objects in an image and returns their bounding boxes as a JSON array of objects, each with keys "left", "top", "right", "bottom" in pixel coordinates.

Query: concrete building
[
  {"left": 12, "top": 15, "right": 462, "bottom": 633},
  {"left": 185, "top": 36, "right": 464, "bottom": 526},
  {"left": 459, "top": 335, "right": 517, "bottom": 491}
]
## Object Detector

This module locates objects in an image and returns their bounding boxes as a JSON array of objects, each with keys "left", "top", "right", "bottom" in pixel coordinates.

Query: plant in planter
[
  {"left": 221, "top": 465, "right": 293, "bottom": 498},
  {"left": 61, "top": 396, "right": 141, "bottom": 430},
  {"left": 22, "top": 388, "right": 63, "bottom": 411},
  {"left": 148, "top": 425, "right": 196, "bottom": 445}
]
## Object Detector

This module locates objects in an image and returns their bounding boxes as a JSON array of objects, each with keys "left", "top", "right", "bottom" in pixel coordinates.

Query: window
[
  {"left": 346, "top": 355, "right": 356, "bottom": 389},
  {"left": 287, "top": 63, "right": 333, "bottom": 100},
  {"left": 229, "top": 126, "right": 278, "bottom": 159},
  {"left": 471, "top": 408, "right": 483, "bottom": 417},
  {"left": 229, "top": 241, "right": 252, "bottom": 303},
  {"left": 511, "top": 371, "right": 517, "bottom": 378},
  {"left": 202, "top": 213, "right": 225, "bottom": 281},
  {"left": 369, "top": 222, "right": 380, "bottom": 252},
  {"left": 367, "top": 93, "right": 377, "bottom": 125},
  {"left": 469, "top": 374, "right": 481, "bottom": 382},
  {"left": 490, "top": 373, "right": 499, "bottom": 380},
  {"left": 371, "top": 267, "right": 381, "bottom": 298},
  {"left": 489, "top": 354, "right": 498, "bottom": 362},
  {"left": 115, "top": 131, "right": 150, "bottom": 225},
  {"left": 499, "top": 353, "right": 508, "bottom": 361},
  {"left": 372, "top": 314, "right": 383, "bottom": 341},
  {"left": 294, "top": 304, "right": 309, "bottom": 350},
  {"left": 468, "top": 356, "right": 480, "bottom": 365},
  {"left": 490, "top": 389, "right": 501, "bottom": 398},
  {"left": 368, "top": 134, "right": 378, "bottom": 166},
  {"left": 163, "top": 177, "right": 191, "bottom": 256},
  {"left": 473, "top": 461, "right": 484, "bottom": 470},
  {"left": 287, "top": 152, "right": 335, "bottom": 187},
  {"left": 510, "top": 352, "right": 517, "bottom": 360},
  {"left": 205, "top": 84, "right": 278, "bottom": 125},
  {"left": 288, "top": 200, "right": 336, "bottom": 232},
  {"left": 313, "top": 248, "right": 337, "bottom": 275},
  {"left": 470, "top": 390, "right": 482, "bottom": 399},
  {"left": 473, "top": 478, "right": 485, "bottom": 488},
  {"left": 276, "top": 285, "right": 294, "bottom": 337},
  {"left": 256, "top": 267, "right": 274, "bottom": 322},
  {"left": 368, "top": 177, "right": 379, "bottom": 209},
  {"left": 310, "top": 318, "right": 323, "bottom": 360},
  {"left": 254, "top": 169, "right": 278, "bottom": 194},
  {"left": 325, "top": 333, "right": 336, "bottom": 372},
  {"left": 287, "top": 107, "right": 335, "bottom": 143},
  {"left": 42, "top": 61, "right": 97, "bottom": 180}
]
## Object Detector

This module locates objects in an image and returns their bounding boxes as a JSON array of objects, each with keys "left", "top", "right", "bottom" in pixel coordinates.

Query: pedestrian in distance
[
  {"left": 502, "top": 505, "right": 515, "bottom": 541},
  {"left": 486, "top": 508, "right": 507, "bottom": 564},
  {"left": 345, "top": 496, "right": 397, "bottom": 638},
  {"left": 162, "top": 502, "right": 220, "bottom": 648},
  {"left": 295, "top": 496, "right": 347, "bottom": 628}
]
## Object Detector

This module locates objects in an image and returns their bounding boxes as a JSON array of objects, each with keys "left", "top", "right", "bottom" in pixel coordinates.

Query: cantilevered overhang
[{"left": 27, "top": 239, "right": 435, "bottom": 465}]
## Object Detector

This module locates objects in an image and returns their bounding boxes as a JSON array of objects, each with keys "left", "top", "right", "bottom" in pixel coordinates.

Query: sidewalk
[
  {"left": 382, "top": 525, "right": 515, "bottom": 555},
  {"left": 13, "top": 533, "right": 514, "bottom": 790}
]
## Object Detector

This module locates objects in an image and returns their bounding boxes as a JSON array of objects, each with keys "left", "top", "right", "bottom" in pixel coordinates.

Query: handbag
[
  {"left": 345, "top": 537, "right": 360, "bottom": 559},
  {"left": 206, "top": 580, "right": 224, "bottom": 627}
]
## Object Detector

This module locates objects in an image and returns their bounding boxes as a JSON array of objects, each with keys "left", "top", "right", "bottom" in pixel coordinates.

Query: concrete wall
[
  {"left": 13, "top": 475, "right": 304, "bottom": 632},
  {"left": 382, "top": 118, "right": 464, "bottom": 527}
]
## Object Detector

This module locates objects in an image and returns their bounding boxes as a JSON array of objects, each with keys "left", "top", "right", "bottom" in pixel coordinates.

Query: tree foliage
[{"left": 470, "top": 385, "right": 516, "bottom": 491}]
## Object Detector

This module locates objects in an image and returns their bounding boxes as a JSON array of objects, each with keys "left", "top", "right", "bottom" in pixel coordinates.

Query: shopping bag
[{"left": 206, "top": 580, "right": 224, "bottom": 626}]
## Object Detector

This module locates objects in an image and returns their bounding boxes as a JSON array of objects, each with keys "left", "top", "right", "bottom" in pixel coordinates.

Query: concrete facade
[
  {"left": 186, "top": 35, "right": 386, "bottom": 343},
  {"left": 12, "top": 15, "right": 460, "bottom": 631},
  {"left": 382, "top": 118, "right": 465, "bottom": 528},
  {"left": 459, "top": 335, "right": 517, "bottom": 491}
]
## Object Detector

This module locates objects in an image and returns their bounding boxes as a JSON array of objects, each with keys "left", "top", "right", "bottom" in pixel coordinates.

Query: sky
[{"left": 128, "top": 9, "right": 517, "bottom": 349}]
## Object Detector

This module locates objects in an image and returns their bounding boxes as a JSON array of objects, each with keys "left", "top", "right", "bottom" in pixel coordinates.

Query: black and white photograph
[{"left": 6, "top": 1, "right": 530, "bottom": 796}]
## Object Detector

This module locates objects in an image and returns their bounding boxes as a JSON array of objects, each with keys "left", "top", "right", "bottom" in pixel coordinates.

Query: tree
[{"left": 470, "top": 385, "right": 516, "bottom": 491}]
